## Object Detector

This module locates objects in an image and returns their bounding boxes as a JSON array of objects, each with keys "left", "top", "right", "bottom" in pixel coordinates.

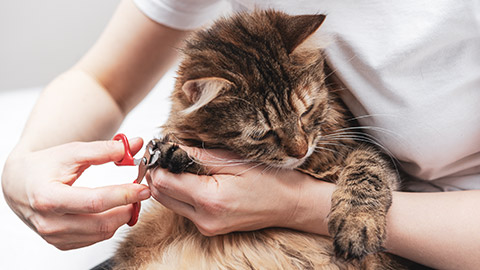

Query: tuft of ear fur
[
  {"left": 269, "top": 12, "right": 326, "bottom": 54},
  {"left": 181, "top": 77, "right": 234, "bottom": 114}
]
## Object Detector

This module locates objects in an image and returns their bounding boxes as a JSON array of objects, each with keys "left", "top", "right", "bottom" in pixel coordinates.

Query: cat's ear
[
  {"left": 272, "top": 13, "right": 326, "bottom": 54},
  {"left": 181, "top": 77, "right": 233, "bottom": 114}
]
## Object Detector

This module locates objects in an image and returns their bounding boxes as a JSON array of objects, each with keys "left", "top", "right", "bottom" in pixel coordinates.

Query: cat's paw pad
[
  {"left": 328, "top": 212, "right": 386, "bottom": 261},
  {"left": 152, "top": 139, "right": 197, "bottom": 174}
]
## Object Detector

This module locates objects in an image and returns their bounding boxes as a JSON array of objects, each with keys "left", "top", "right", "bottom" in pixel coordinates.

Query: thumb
[{"left": 67, "top": 137, "right": 144, "bottom": 166}]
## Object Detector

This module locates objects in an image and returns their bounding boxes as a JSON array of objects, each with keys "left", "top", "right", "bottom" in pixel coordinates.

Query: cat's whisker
[
  {"left": 323, "top": 134, "right": 385, "bottom": 151},
  {"left": 323, "top": 54, "right": 357, "bottom": 82},
  {"left": 253, "top": 165, "right": 274, "bottom": 181},
  {"left": 346, "top": 114, "right": 398, "bottom": 122},
  {"left": 182, "top": 151, "right": 252, "bottom": 169},
  {"left": 322, "top": 133, "right": 402, "bottom": 174},
  {"left": 314, "top": 146, "right": 340, "bottom": 155},
  {"left": 316, "top": 141, "right": 355, "bottom": 151},
  {"left": 329, "top": 126, "right": 398, "bottom": 138},
  {"left": 190, "top": 159, "right": 251, "bottom": 168},
  {"left": 218, "top": 162, "right": 265, "bottom": 181},
  {"left": 157, "top": 133, "right": 253, "bottom": 165},
  {"left": 328, "top": 126, "right": 408, "bottom": 148},
  {"left": 323, "top": 131, "right": 388, "bottom": 146},
  {"left": 322, "top": 131, "right": 390, "bottom": 153}
]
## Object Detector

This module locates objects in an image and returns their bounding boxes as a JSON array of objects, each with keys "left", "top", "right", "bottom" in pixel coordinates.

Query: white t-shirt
[{"left": 134, "top": 0, "right": 480, "bottom": 191}]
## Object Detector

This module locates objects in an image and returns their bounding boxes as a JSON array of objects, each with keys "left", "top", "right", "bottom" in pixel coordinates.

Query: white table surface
[{"left": 0, "top": 69, "right": 175, "bottom": 269}]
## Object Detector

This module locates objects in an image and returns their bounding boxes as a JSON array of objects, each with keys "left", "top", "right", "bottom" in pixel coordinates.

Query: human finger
[
  {"left": 146, "top": 165, "right": 225, "bottom": 207},
  {"left": 149, "top": 189, "right": 196, "bottom": 220},
  {"left": 39, "top": 205, "right": 133, "bottom": 250},
  {"left": 67, "top": 137, "right": 144, "bottom": 166},
  {"left": 32, "top": 182, "right": 150, "bottom": 214}
]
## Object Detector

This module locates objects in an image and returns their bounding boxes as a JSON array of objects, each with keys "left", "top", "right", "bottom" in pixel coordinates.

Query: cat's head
[{"left": 166, "top": 10, "right": 337, "bottom": 169}]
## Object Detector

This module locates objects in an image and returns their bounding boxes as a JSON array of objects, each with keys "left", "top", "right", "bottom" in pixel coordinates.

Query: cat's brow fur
[{"left": 113, "top": 10, "right": 420, "bottom": 270}]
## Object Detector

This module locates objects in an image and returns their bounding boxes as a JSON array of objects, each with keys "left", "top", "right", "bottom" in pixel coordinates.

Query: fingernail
[{"left": 138, "top": 187, "right": 151, "bottom": 200}]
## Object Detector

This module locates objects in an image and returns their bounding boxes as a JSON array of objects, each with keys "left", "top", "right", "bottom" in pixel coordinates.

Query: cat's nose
[
  {"left": 287, "top": 147, "right": 308, "bottom": 159},
  {"left": 285, "top": 139, "right": 308, "bottom": 159}
]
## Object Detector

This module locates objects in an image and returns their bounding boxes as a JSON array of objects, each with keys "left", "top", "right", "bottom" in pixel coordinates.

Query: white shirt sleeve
[{"left": 133, "top": 0, "right": 228, "bottom": 30}]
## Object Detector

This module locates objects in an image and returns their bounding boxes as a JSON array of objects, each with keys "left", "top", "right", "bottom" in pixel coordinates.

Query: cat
[{"left": 113, "top": 10, "right": 411, "bottom": 270}]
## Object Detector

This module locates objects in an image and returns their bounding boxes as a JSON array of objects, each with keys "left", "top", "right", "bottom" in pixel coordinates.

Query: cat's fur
[{"left": 113, "top": 10, "right": 408, "bottom": 269}]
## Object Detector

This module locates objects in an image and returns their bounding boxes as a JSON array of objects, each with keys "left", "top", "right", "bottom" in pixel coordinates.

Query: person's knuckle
[
  {"left": 30, "top": 191, "right": 56, "bottom": 213},
  {"left": 42, "top": 235, "right": 57, "bottom": 245},
  {"left": 43, "top": 235, "right": 64, "bottom": 249},
  {"left": 34, "top": 217, "right": 60, "bottom": 236},
  {"left": 121, "top": 189, "right": 137, "bottom": 206},
  {"left": 105, "top": 139, "right": 118, "bottom": 149},
  {"left": 55, "top": 242, "right": 78, "bottom": 251},
  {"left": 35, "top": 222, "right": 52, "bottom": 236},
  {"left": 97, "top": 221, "right": 115, "bottom": 240},
  {"left": 42, "top": 235, "right": 74, "bottom": 250},
  {"left": 56, "top": 245, "right": 71, "bottom": 251},
  {"left": 154, "top": 176, "right": 170, "bottom": 192},
  {"left": 197, "top": 220, "right": 223, "bottom": 236},
  {"left": 106, "top": 140, "right": 121, "bottom": 154},
  {"left": 196, "top": 192, "right": 225, "bottom": 214},
  {"left": 104, "top": 231, "right": 115, "bottom": 240},
  {"left": 87, "top": 194, "right": 106, "bottom": 213},
  {"left": 149, "top": 169, "right": 170, "bottom": 190}
]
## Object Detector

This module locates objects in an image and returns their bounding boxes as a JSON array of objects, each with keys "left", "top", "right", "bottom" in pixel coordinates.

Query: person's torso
[{"left": 230, "top": 0, "right": 480, "bottom": 191}]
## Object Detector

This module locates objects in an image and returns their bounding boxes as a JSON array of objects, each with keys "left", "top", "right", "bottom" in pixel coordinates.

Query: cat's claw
[
  {"left": 150, "top": 138, "right": 203, "bottom": 174},
  {"left": 329, "top": 212, "right": 386, "bottom": 261}
]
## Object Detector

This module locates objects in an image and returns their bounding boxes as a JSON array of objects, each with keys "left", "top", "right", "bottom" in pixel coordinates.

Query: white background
[{"left": 0, "top": 0, "right": 119, "bottom": 91}]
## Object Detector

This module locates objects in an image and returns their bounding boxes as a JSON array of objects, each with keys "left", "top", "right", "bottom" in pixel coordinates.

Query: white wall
[{"left": 0, "top": 0, "right": 120, "bottom": 91}]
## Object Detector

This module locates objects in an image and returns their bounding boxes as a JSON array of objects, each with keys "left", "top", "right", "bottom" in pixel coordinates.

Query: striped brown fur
[{"left": 113, "top": 10, "right": 417, "bottom": 270}]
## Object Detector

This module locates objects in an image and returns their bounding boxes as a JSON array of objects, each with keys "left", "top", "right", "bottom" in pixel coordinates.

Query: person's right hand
[{"left": 1, "top": 138, "right": 151, "bottom": 250}]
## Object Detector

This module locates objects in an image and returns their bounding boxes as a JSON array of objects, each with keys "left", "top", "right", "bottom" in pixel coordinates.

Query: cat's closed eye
[
  {"left": 250, "top": 130, "right": 277, "bottom": 141},
  {"left": 300, "top": 104, "right": 314, "bottom": 118}
]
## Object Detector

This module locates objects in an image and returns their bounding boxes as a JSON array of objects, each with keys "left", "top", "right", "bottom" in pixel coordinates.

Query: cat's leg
[
  {"left": 328, "top": 145, "right": 399, "bottom": 261},
  {"left": 150, "top": 137, "right": 206, "bottom": 174}
]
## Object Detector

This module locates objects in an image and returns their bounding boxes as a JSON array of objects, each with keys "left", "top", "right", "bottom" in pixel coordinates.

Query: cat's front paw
[
  {"left": 328, "top": 211, "right": 386, "bottom": 261},
  {"left": 151, "top": 138, "right": 203, "bottom": 174}
]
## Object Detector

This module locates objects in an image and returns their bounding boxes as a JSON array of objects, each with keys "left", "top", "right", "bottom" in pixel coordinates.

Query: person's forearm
[
  {"left": 284, "top": 176, "right": 335, "bottom": 236},
  {"left": 289, "top": 179, "right": 480, "bottom": 269},
  {"left": 17, "top": 69, "right": 124, "bottom": 153},
  {"left": 13, "top": 0, "right": 189, "bottom": 154},
  {"left": 386, "top": 190, "right": 480, "bottom": 269}
]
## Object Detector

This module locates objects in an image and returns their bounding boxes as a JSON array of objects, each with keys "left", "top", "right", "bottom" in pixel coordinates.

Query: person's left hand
[{"left": 146, "top": 145, "right": 334, "bottom": 236}]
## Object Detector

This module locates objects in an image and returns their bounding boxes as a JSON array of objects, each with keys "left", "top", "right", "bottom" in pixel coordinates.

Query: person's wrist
[{"left": 283, "top": 174, "right": 335, "bottom": 235}]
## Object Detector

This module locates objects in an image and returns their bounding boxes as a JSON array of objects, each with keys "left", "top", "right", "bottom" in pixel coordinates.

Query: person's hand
[
  {"left": 147, "top": 146, "right": 335, "bottom": 236},
  {"left": 1, "top": 138, "right": 151, "bottom": 250}
]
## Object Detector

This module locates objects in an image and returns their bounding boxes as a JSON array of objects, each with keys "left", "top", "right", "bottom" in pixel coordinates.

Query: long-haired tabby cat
[{"left": 113, "top": 10, "right": 411, "bottom": 270}]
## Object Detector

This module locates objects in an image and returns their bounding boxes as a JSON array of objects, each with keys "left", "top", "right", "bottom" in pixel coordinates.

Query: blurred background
[
  {"left": 0, "top": 1, "right": 174, "bottom": 269},
  {"left": 0, "top": 0, "right": 119, "bottom": 91}
]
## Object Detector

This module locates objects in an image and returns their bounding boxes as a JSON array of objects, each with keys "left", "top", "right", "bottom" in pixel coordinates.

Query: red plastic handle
[
  {"left": 128, "top": 202, "right": 141, "bottom": 226},
  {"left": 113, "top": 133, "right": 135, "bottom": 166},
  {"left": 113, "top": 133, "right": 141, "bottom": 226}
]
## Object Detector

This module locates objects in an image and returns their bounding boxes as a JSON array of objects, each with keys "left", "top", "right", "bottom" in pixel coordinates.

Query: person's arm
[
  {"left": 147, "top": 146, "right": 480, "bottom": 270},
  {"left": 2, "top": 0, "right": 189, "bottom": 250},
  {"left": 385, "top": 190, "right": 480, "bottom": 269},
  {"left": 19, "top": 0, "right": 188, "bottom": 151}
]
